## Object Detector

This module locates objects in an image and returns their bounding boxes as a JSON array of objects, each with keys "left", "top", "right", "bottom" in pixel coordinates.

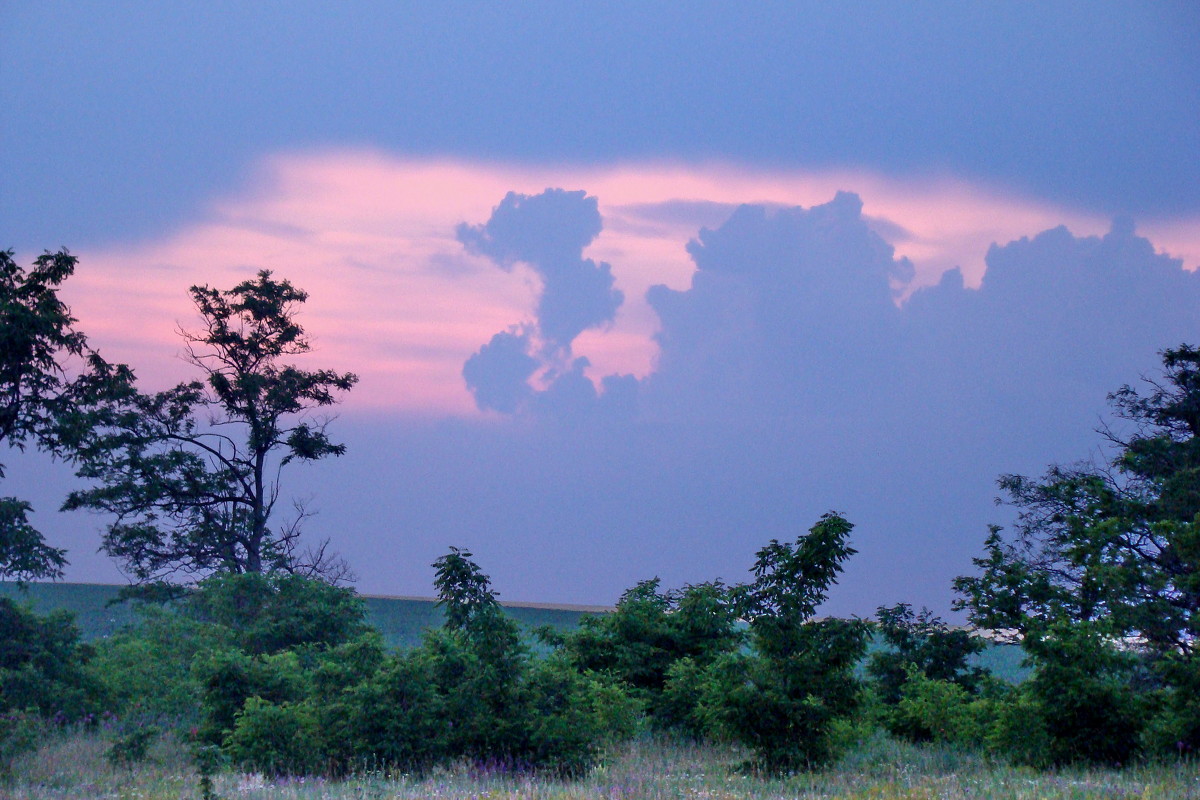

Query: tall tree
[
  {"left": 0, "top": 249, "right": 128, "bottom": 582},
  {"left": 67, "top": 271, "right": 358, "bottom": 582},
  {"left": 955, "top": 344, "right": 1200, "bottom": 654},
  {"left": 706, "top": 513, "right": 869, "bottom": 771},
  {"left": 955, "top": 345, "right": 1200, "bottom": 758}
]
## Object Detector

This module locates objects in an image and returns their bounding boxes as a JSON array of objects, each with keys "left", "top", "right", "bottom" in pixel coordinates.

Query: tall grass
[{"left": 6, "top": 728, "right": 1197, "bottom": 800}]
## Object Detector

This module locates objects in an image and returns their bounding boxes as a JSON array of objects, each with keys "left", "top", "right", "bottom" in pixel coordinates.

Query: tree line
[{"left": 1, "top": 249, "right": 1197, "bottom": 779}]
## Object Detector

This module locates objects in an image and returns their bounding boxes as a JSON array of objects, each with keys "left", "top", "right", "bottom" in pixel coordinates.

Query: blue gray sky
[{"left": 3, "top": 3, "right": 1198, "bottom": 615}]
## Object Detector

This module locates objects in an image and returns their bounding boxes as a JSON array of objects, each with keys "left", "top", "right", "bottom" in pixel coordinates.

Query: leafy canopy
[
  {"left": 66, "top": 270, "right": 357, "bottom": 582},
  {"left": 0, "top": 249, "right": 131, "bottom": 581},
  {"left": 955, "top": 344, "right": 1200, "bottom": 655}
]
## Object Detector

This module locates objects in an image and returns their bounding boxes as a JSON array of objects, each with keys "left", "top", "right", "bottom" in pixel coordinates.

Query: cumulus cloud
[
  {"left": 458, "top": 189, "right": 633, "bottom": 417},
  {"left": 458, "top": 189, "right": 624, "bottom": 352},
  {"left": 642, "top": 191, "right": 915, "bottom": 419},
  {"left": 900, "top": 218, "right": 1200, "bottom": 439},
  {"left": 461, "top": 329, "right": 539, "bottom": 414}
]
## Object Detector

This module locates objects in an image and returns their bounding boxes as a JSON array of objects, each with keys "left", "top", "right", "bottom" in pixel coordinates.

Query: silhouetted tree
[
  {"left": 67, "top": 271, "right": 357, "bottom": 582},
  {"left": 956, "top": 344, "right": 1200, "bottom": 759},
  {"left": 0, "top": 248, "right": 130, "bottom": 582}
]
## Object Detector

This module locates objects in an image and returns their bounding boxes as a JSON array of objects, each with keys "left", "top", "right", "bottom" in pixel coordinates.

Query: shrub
[
  {"left": 0, "top": 598, "right": 103, "bottom": 720},
  {"left": 193, "top": 648, "right": 306, "bottom": 746},
  {"left": 0, "top": 710, "right": 45, "bottom": 778},
  {"left": 986, "top": 686, "right": 1053, "bottom": 768},
  {"left": 106, "top": 723, "right": 160, "bottom": 769},
  {"left": 522, "top": 655, "right": 642, "bottom": 776},
  {"left": 89, "top": 606, "right": 221, "bottom": 723},
  {"left": 1140, "top": 654, "right": 1200, "bottom": 759},
  {"left": 704, "top": 514, "right": 868, "bottom": 772},
  {"left": 323, "top": 648, "right": 448, "bottom": 774},
  {"left": 868, "top": 603, "right": 986, "bottom": 708},
  {"left": 557, "top": 578, "right": 741, "bottom": 730},
  {"left": 707, "top": 618, "right": 869, "bottom": 772},
  {"left": 890, "top": 667, "right": 988, "bottom": 745},
  {"left": 184, "top": 572, "right": 369, "bottom": 655},
  {"left": 225, "top": 698, "right": 325, "bottom": 776}
]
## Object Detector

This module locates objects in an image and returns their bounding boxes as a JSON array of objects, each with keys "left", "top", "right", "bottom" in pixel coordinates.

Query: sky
[{"left": 3, "top": 2, "right": 1199, "bottom": 616}]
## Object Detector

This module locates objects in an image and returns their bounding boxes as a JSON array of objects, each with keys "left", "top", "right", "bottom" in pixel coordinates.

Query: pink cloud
[{"left": 58, "top": 153, "right": 1200, "bottom": 414}]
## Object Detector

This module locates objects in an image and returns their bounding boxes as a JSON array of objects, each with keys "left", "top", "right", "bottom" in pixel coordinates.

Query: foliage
[
  {"left": 1016, "top": 623, "right": 1145, "bottom": 766},
  {"left": 318, "top": 646, "right": 447, "bottom": 773},
  {"left": 706, "top": 513, "right": 870, "bottom": 772},
  {"left": 0, "top": 499, "right": 65, "bottom": 585},
  {"left": 0, "top": 710, "right": 45, "bottom": 779},
  {"left": 183, "top": 571, "right": 369, "bottom": 655},
  {"left": 193, "top": 648, "right": 307, "bottom": 746},
  {"left": 0, "top": 597, "right": 103, "bottom": 719},
  {"left": 65, "top": 270, "right": 357, "bottom": 582},
  {"left": 955, "top": 344, "right": 1200, "bottom": 650},
  {"left": 225, "top": 697, "right": 324, "bottom": 776},
  {"left": 956, "top": 345, "right": 1200, "bottom": 764},
  {"left": 868, "top": 603, "right": 986, "bottom": 708},
  {"left": 88, "top": 605, "right": 221, "bottom": 722},
  {"left": 555, "top": 578, "right": 741, "bottom": 730},
  {"left": 190, "top": 551, "right": 636, "bottom": 778},
  {"left": 105, "top": 723, "right": 159, "bottom": 769},
  {"left": 0, "top": 249, "right": 130, "bottom": 582},
  {"left": 889, "top": 667, "right": 993, "bottom": 746},
  {"left": 433, "top": 546, "right": 501, "bottom": 630}
]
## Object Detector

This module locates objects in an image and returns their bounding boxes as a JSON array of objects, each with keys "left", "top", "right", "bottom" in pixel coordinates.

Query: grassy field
[
  {"left": 0, "top": 581, "right": 597, "bottom": 650},
  {"left": 0, "top": 581, "right": 1030, "bottom": 680},
  {"left": 6, "top": 726, "right": 1198, "bottom": 799}
]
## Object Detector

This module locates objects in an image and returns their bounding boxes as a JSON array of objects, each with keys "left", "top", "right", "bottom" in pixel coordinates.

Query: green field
[
  {"left": 0, "top": 580, "right": 1029, "bottom": 680},
  {"left": 0, "top": 581, "right": 598, "bottom": 650}
]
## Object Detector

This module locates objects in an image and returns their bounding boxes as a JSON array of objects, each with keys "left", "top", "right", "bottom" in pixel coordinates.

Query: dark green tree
[
  {"left": 0, "top": 597, "right": 104, "bottom": 719},
  {"left": 554, "top": 578, "right": 741, "bottom": 729},
  {"left": 0, "top": 249, "right": 130, "bottom": 582},
  {"left": 868, "top": 603, "right": 986, "bottom": 707},
  {"left": 955, "top": 344, "right": 1200, "bottom": 759},
  {"left": 66, "top": 271, "right": 357, "bottom": 582},
  {"left": 432, "top": 546, "right": 501, "bottom": 630},
  {"left": 708, "top": 512, "right": 869, "bottom": 772}
]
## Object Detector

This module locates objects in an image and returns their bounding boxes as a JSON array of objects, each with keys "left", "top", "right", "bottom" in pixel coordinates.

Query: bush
[
  {"left": 986, "top": 687, "right": 1052, "bottom": 768},
  {"left": 106, "top": 723, "right": 160, "bottom": 769},
  {"left": 868, "top": 603, "right": 986, "bottom": 708},
  {"left": 89, "top": 606, "right": 221, "bottom": 723},
  {"left": 0, "top": 710, "right": 45, "bottom": 778},
  {"left": 1023, "top": 625, "right": 1145, "bottom": 766},
  {"left": 525, "top": 655, "right": 643, "bottom": 776},
  {"left": 890, "top": 667, "right": 989, "bottom": 745},
  {"left": 707, "top": 618, "right": 869, "bottom": 772},
  {"left": 184, "top": 572, "right": 369, "bottom": 655},
  {"left": 0, "top": 598, "right": 103, "bottom": 720},
  {"left": 193, "top": 648, "right": 306, "bottom": 746},
  {"left": 322, "top": 648, "right": 448, "bottom": 774},
  {"left": 703, "top": 515, "right": 868, "bottom": 772},
  {"left": 225, "top": 698, "right": 325, "bottom": 776},
  {"left": 1140, "top": 655, "right": 1200, "bottom": 759},
  {"left": 557, "top": 579, "right": 741, "bottom": 731}
]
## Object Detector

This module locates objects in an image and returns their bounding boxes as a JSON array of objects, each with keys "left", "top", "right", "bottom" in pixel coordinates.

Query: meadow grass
[{"left": 7, "top": 728, "right": 1198, "bottom": 800}]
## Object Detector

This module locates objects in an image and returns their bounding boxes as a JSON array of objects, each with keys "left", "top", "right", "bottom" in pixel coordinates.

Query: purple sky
[{"left": 3, "top": 3, "right": 1198, "bottom": 615}]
